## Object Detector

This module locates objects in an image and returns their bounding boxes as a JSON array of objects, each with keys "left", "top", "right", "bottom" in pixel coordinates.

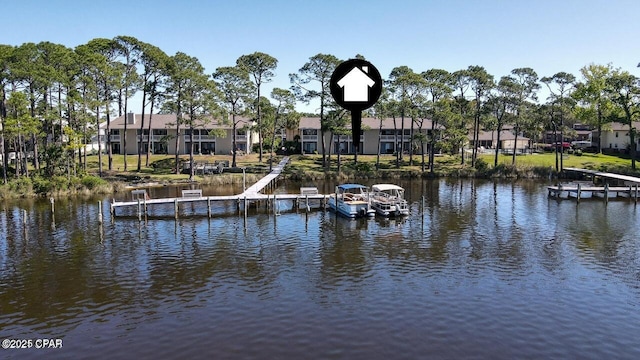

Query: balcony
[
  {"left": 138, "top": 135, "right": 163, "bottom": 142},
  {"left": 235, "top": 134, "right": 247, "bottom": 141},
  {"left": 109, "top": 135, "right": 121, "bottom": 142},
  {"left": 183, "top": 134, "right": 217, "bottom": 141},
  {"left": 302, "top": 135, "right": 318, "bottom": 142}
]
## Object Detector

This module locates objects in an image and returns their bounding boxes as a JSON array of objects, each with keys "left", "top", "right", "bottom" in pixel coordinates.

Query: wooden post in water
[
  {"left": 207, "top": 197, "right": 212, "bottom": 218},
  {"left": 98, "top": 201, "right": 103, "bottom": 224},
  {"left": 143, "top": 195, "right": 147, "bottom": 216},
  {"left": 110, "top": 201, "right": 115, "bottom": 219},
  {"left": 273, "top": 194, "right": 277, "bottom": 215},
  {"left": 422, "top": 195, "right": 425, "bottom": 214},
  {"left": 305, "top": 195, "right": 309, "bottom": 213},
  {"left": 137, "top": 198, "right": 142, "bottom": 221},
  {"left": 604, "top": 183, "right": 609, "bottom": 204},
  {"left": 577, "top": 183, "right": 581, "bottom": 203},
  {"left": 244, "top": 196, "right": 247, "bottom": 217},
  {"left": 22, "top": 209, "right": 27, "bottom": 227},
  {"left": 635, "top": 184, "right": 638, "bottom": 204},
  {"left": 50, "top": 197, "right": 55, "bottom": 215},
  {"left": 174, "top": 198, "right": 179, "bottom": 219}
]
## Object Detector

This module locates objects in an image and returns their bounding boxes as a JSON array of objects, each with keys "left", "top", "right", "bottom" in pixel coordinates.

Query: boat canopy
[
  {"left": 338, "top": 184, "right": 368, "bottom": 190},
  {"left": 372, "top": 184, "right": 403, "bottom": 191}
]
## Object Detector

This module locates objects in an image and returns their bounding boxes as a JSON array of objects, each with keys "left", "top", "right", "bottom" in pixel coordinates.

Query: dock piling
[
  {"left": 207, "top": 197, "right": 212, "bottom": 218},
  {"left": 50, "top": 197, "right": 55, "bottom": 215},
  {"left": 137, "top": 198, "right": 142, "bottom": 221},
  {"left": 98, "top": 201, "right": 103, "bottom": 224},
  {"left": 174, "top": 199, "right": 179, "bottom": 219}
]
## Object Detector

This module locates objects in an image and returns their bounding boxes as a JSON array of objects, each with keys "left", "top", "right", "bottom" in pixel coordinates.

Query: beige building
[
  {"left": 600, "top": 121, "right": 640, "bottom": 152},
  {"left": 476, "top": 129, "right": 531, "bottom": 153},
  {"left": 291, "top": 117, "right": 437, "bottom": 155},
  {"left": 103, "top": 113, "right": 257, "bottom": 155},
  {"left": 103, "top": 113, "right": 447, "bottom": 156}
]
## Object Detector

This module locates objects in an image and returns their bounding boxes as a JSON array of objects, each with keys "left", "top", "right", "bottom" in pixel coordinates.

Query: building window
[
  {"left": 153, "top": 129, "right": 167, "bottom": 136},
  {"left": 136, "top": 129, "right": 149, "bottom": 135},
  {"left": 302, "top": 129, "right": 318, "bottom": 136},
  {"left": 616, "top": 132, "right": 619, "bottom": 138}
]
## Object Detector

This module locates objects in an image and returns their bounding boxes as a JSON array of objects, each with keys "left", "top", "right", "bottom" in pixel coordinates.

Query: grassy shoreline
[{"left": 1, "top": 152, "right": 639, "bottom": 200}]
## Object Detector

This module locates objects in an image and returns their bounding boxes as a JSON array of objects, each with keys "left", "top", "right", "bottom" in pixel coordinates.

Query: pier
[
  {"left": 547, "top": 168, "right": 640, "bottom": 203},
  {"left": 110, "top": 156, "right": 330, "bottom": 218}
]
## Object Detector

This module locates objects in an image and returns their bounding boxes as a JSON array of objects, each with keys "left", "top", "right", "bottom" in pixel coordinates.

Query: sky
[{"left": 4, "top": 0, "right": 640, "bottom": 114}]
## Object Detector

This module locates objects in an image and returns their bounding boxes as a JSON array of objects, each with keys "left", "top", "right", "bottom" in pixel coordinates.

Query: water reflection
[{"left": 1, "top": 179, "right": 639, "bottom": 359}]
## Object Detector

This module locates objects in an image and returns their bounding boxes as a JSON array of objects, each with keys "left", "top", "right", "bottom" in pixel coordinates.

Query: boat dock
[
  {"left": 547, "top": 168, "right": 640, "bottom": 202},
  {"left": 110, "top": 156, "right": 330, "bottom": 218}
]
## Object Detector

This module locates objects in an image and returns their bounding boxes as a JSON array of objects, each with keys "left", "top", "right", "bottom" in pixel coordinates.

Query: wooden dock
[
  {"left": 548, "top": 168, "right": 640, "bottom": 203},
  {"left": 110, "top": 156, "right": 331, "bottom": 218}
]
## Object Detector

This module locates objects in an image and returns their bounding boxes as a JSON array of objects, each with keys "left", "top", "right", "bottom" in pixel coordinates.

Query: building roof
[
  {"left": 104, "top": 114, "right": 254, "bottom": 130},
  {"left": 607, "top": 121, "right": 640, "bottom": 131},
  {"left": 475, "top": 129, "right": 530, "bottom": 141}
]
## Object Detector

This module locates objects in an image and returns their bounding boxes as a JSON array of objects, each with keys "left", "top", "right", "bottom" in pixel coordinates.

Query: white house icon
[{"left": 337, "top": 66, "right": 375, "bottom": 102}]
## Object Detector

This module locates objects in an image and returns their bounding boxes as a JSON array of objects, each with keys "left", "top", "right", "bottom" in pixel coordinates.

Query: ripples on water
[{"left": 1, "top": 179, "right": 639, "bottom": 359}]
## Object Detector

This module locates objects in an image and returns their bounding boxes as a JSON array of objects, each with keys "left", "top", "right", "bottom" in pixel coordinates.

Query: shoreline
[{"left": 2, "top": 153, "right": 639, "bottom": 200}]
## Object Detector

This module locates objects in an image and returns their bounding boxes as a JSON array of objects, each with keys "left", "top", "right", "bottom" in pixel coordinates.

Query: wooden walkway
[
  {"left": 110, "top": 156, "right": 330, "bottom": 218},
  {"left": 548, "top": 168, "right": 640, "bottom": 202},
  {"left": 241, "top": 156, "right": 289, "bottom": 196}
]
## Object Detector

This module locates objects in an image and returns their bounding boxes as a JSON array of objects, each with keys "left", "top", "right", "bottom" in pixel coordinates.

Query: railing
[
  {"left": 138, "top": 135, "right": 164, "bottom": 142},
  {"left": 235, "top": 135, "right": 247, "bottom": 141},
  {"left": 302, "top": 135, "right": 318, "bottom": 141},
  {"left": 183, "top": 134, "right": 217, "bottom": 141},
  {"left": 109, "top": 135, "right": 120, "bottom": 142}
]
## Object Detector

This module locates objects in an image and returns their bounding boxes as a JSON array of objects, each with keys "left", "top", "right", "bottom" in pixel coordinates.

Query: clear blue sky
[{"left": 4, "top": 0, "right": 640, "bottom": 113}]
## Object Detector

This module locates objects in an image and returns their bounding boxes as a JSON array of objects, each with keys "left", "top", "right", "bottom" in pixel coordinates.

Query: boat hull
[{"left": 328, "top": 196, "right": 375, "bottom": 218}]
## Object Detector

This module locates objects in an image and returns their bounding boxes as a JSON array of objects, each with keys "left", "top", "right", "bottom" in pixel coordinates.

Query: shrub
[
  {"left": 81, "top": 175, "right": 107, "bottom": 190},
  {"left": 9, "top": 177, "right": 33, "bottom": 195}
]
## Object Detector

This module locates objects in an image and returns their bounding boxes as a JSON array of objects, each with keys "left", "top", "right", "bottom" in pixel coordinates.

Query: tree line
[{"left": 1, "top": 36, "right": 639, "bottom": 186}]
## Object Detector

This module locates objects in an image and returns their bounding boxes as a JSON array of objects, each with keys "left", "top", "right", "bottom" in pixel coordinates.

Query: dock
[
  {"left": 110, "top": 156, "right": 330, "bottom": 218},
  {"left": 547, "top": 168, "right": 640, "bottom": 202}
]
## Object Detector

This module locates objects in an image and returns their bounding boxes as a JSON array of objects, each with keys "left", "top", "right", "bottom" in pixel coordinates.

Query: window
[
  {"left": 616, "top": 132, "right": 619, "bottom": 138},
  {"left": 136, "top": 129, "right": 149, "bottom": 135},
  {"left": 153, "top": 129, "right": 167, "bottom": 136},
  {"left": 110, "top": 129, "right": 120, "bottom": 135},
  {"left": 302, "top": 129, "right": 318, "bottom": 136}
]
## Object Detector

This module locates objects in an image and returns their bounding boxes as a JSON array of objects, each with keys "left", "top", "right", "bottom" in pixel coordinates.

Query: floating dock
[
  {"left": 547, "top": 168, "right": 640, "bottom": 202},
  {"left": 110, "top": 156, "right": 330, "bottom": 218}
]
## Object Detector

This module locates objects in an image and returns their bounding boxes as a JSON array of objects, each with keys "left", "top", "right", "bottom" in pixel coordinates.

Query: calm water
[{"left": 1, "top": 179, "right": 639, "bottom": 359}]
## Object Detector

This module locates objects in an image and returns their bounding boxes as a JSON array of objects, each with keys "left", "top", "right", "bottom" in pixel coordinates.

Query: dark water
[{"left": 1, "top": 179, "right": 639, "bottom": 359}]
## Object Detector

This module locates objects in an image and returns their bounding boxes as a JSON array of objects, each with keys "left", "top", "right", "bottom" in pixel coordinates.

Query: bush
[
  {"left": 9, "top": 177, "right": 33, "bottom": 195},
  {"left": 81, "top": 175, "right": 107, "bottom": 190},
  {"left": 474, "top": 158, "right": 489, "bottom": 173}
]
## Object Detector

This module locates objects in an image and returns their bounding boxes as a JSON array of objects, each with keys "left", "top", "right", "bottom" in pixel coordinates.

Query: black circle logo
[{"left": 330, "top": 59, "right": 382, "bottom": 111}]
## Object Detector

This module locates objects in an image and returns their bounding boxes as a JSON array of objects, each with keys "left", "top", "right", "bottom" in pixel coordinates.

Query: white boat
[
  {"left": 327, "top": 184, "right": 376, "bottom": 218},
  {"left": 370, "top": 184, "right": 410, "bottom": 217}
]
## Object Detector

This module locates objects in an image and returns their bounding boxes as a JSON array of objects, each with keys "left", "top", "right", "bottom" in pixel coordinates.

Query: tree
[
  {"left": 213, "top": 65, "right": 255, "bottom": 168},
  {"left": 466, "top": 66, "right": 494, "bottom": 166},
  {"left": 136, "top": 42, "right": 169, "bottom": 170},
  {"left": 605, "top": 70, "right": 640, "bottom": 169},
  {"left": 450, "top": 69, "right": 473, "bottom": 164},
  {"left": 0, "top": 44, "right": 13, "bottom": 184},
  {"left": 573, "top": 64, "right": 614, "bottom": 153},
  {"left": 290, "top": 53, "right": 341, "bottom": 169},
  {"left": 270, "top": 88, "right": 299, "bottom": 170},
  {"left": 509, "top": 68, "right": 540, "bottom": 164},
  {"left": 422, "top": 69, "right": 453, "bottom": 173},
  {"left": 78, "top": 38, "right": 121, "bottom": 173},
  {"left": 542, "top": 72, "right": 575, "bottom": 171},
  {"left": 113, "top": 35, "right": 142, "bottom": 171},
  {"left": 486, "top": 76, "right": 517, "bottom": 166},
  {"left": 237, "top": 52, "right": 278, "bottom": 163}
]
